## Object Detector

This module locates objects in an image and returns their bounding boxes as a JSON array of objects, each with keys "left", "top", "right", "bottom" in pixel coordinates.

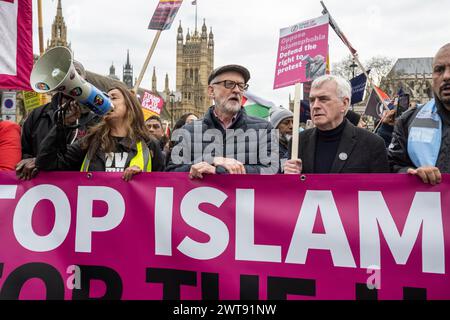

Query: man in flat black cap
[{"left": 166, "top": 64, "right": 279, "bottom": 178}]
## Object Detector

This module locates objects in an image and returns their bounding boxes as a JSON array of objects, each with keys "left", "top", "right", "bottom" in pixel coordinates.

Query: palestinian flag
[{"left": 242, "top": 91, "right": 276, "bottom": 120}]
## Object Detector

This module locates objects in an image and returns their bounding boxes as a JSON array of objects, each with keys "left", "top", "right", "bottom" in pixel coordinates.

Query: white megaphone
[{"left": 30, "top": 46, "right": 113, "bottom": 116}]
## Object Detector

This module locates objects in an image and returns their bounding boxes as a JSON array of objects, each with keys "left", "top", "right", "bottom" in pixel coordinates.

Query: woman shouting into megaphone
[{"left": 35, "top": 85, "right": 165, "bottom": 180}]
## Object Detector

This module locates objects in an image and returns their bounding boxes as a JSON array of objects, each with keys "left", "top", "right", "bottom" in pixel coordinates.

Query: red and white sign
[
  {"left": 0, "top": 0, "right": 33, "bottom": 90},
  {"left": 141, "top": 91, "right": 165, "bottom": 120}
]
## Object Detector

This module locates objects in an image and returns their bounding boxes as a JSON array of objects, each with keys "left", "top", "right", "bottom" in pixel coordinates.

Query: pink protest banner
[
  {"left": 0, "top": 0, "right": 33, "bottom": 91},
  {"left": 274, "top": 14, "right": 329, "bottom": 90},
  {"left": 0, "top": 172, "right": 449, "bottom": 300},
  {"left": 141, "top": 91, "right": 165, "bottom": 120}
]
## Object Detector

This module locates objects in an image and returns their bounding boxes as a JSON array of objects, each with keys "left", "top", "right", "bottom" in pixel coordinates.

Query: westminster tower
[{"left": 175, "top": 20, "right": 214, "bottom": 120}]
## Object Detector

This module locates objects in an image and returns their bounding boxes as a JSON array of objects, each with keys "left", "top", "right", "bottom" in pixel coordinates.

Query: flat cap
[{"left": 208, "top": 64, "right": 250, "bottom": 85}]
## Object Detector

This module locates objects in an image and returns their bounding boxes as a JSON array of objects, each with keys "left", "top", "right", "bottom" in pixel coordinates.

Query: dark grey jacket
[
  {"left": 289, "top": 119, "right": 390, "bottom": 173},
  {"left": 166, "top": 106, "right": 279, "bottom": 174}
]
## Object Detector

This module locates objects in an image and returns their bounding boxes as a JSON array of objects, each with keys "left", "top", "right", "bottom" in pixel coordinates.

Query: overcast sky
[{"left": 32, "top": 0, "right": 450, "bottom": 107}]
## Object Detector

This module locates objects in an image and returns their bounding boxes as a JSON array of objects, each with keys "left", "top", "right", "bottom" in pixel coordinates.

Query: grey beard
[{"left": 215, "top": 101, "right": 241, "bottom": 115}]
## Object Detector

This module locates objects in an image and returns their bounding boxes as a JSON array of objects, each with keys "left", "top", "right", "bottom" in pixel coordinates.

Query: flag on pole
[
  {"left": 322, "top": 5, "right": 357, "bottom": 54},
  {"left": 165, "top": 122, "right": 171, "bottom": 138},
  {"left": 350, "top": 70, "right": 370, "bottom": 105},
  {"left": 364, "top": 86, "right": 392, "bottom": 120},
  {"left": 148, "top": 0, "right": 184, "bottom": 31},
  {"left": 0, "top": 0, "right": 33, "bottom": 90},
  {"left": 242, "top": 91, "right": 277, "bottom": 120}
]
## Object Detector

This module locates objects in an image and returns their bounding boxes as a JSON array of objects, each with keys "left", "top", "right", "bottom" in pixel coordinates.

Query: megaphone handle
[
  {"left": 55, "top": 109, "right": 66, "bottom": 131},
  {"left": 52, "top": 105, "right": 68, "bottom": 154}
]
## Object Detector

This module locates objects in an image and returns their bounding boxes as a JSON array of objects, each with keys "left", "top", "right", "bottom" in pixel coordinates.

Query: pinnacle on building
[
  {"left": 123, "top": 50, "right": 134, "bottom": 89},
  {"left": 46, "top": 0, "right": 70, "bottom": 50},
  {"left": 152, "top": 67, "right": 157, "bottom": 92},
  {"left": 108, "top": 62, "right": 120, "bottom": 81}
]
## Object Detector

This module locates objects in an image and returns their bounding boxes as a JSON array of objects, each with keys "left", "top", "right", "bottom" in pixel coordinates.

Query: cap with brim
[{"left": 208, "top": 64, "right": 250, "bottom": 85}]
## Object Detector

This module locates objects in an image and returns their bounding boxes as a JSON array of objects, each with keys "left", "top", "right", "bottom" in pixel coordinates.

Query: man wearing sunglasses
[
  {"left": 166, "top": 64, "right": 279, "bottom": 178},
  {"left": 146, "top": 115, "right": 169, "bottom": 162}
]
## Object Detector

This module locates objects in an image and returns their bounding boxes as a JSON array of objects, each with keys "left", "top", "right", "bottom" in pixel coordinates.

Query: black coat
[
  {"left": 376, "top": 123, "right": 394, "bottom": 148},
  {"left": 278, "top": 135, "right": 290, "bottom": 173},
  {"left": 36, "top": 126, "right": 165, "bottom": 172},
  {"left": 166, "top": 106, "right": 279, "bottom": 174},
  {"left": 289, "top": 120, "right": 390, "bottom": 173},
  {"left": 388, "top": 99, "right": 450, "bottom": 173},
  {"left": 21, "top": 94, "right": 99, "bottom": 159}
]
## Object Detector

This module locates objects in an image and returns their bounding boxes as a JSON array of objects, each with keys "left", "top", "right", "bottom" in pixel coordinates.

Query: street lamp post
[
  {"left": 349, "top": 59, "right": 358, "bottom": 79},
  {"left": 169, "top": 92, "right": 175, "bottom": 128}
]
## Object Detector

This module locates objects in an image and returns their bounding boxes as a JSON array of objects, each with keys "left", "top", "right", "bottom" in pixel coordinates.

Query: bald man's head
[
  {"left": 433, "top": 43, "right": 450, "bottom": 63},
  {"left": 432, "top": 43, "right": 450, "bottom": 109}
]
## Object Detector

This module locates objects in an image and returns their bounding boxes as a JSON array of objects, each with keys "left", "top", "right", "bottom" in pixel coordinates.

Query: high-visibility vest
[{"left": 80, "top": 141, "right": 152, "bottom": 172}]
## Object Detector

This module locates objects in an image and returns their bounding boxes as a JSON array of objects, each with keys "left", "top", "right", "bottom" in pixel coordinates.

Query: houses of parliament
[{"left": 46, "top": 0, "right": 215, "bottom": 123}]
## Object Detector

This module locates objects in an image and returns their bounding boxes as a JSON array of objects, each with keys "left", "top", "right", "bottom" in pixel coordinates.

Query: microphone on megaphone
[{"left": 30, "top": 46, "right": 114, "bottom": 116}]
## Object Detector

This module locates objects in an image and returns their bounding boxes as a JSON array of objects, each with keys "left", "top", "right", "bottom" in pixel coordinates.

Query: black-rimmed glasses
[{"left": 212, "top": 80, "right": 249, "bottom": 91}]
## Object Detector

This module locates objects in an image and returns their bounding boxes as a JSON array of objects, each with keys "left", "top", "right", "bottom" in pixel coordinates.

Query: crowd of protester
[{"left": 1, "top": 43, "right": 448, "bottom": 185}]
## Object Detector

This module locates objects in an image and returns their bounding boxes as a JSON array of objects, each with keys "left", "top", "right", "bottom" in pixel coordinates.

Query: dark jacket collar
[
  {"left": 204, "top": 106, "right": 247, "bottom": 132},
  {"left": 91, "top": 136, "right": 138, "bottom": 164},
  {"left": 436, "top": 97, "right": 450, "bottom": 126},
  {"left": 302, "top": 119, "right": 358, "bottom": 173},
  {"left": 115, "top": 136, "right": 137, "bottom": 151}
]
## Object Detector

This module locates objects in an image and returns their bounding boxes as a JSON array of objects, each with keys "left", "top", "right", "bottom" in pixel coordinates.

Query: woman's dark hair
[
  {"left": 146, "top": 115, "right": 163, "bottom": 127},
  {"left": 173, "top": 112, "right": 197, "bottom": 131},
  {"left": 167, "top": 113, "right": 198, "bottom": 151}
]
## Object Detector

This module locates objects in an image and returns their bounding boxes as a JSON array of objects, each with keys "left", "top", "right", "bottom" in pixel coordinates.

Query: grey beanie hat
[{"left": 270, "top": 107, "right": 294, "bottom": 129}]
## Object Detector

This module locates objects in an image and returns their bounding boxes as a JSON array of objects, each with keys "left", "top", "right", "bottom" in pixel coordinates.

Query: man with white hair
[{"left": 284, "top": 75, "right": 389, "bottom": 174}]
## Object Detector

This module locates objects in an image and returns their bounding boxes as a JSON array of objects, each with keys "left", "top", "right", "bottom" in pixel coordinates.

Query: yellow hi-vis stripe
[
  {"left": 130, "top": 142, "right": 145, "bottom": 171},
  {"left": 81, "top": 141, "right": 152, "bottom": 172}
]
